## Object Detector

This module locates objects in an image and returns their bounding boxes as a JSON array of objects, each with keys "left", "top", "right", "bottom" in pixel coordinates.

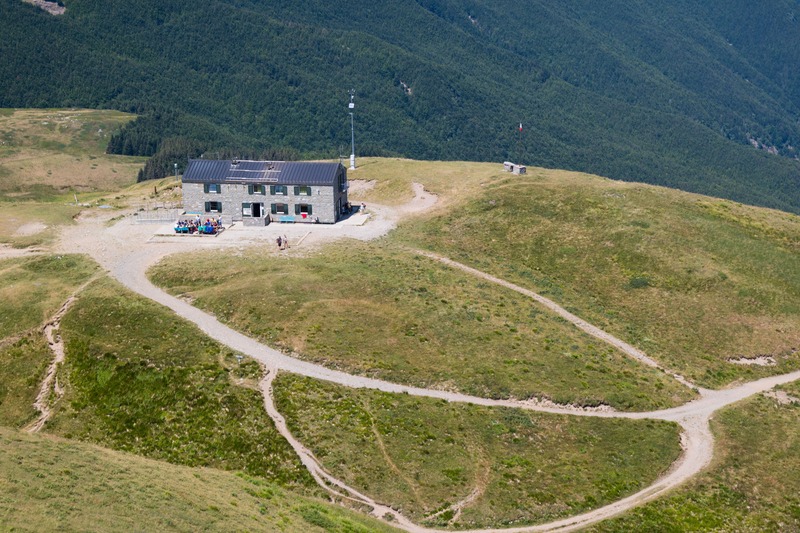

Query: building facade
[{"left": 182, "top": 160, "right": 349, "bottom": 224}]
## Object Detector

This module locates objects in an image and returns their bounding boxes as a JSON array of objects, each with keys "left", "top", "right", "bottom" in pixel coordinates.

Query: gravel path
[{"left": 48, "top": 188, "right": 800, "bottom": 532}]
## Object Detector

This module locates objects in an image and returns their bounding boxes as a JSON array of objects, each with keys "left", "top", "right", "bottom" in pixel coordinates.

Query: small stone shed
[
  {"left": 182, "top": 159, "right": 349, "bottom": 224},
  {"left": 503, "top": 161, "right": 527, "bottom": 175}
]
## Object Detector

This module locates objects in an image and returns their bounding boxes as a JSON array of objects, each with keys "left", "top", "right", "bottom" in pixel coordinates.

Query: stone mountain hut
[{"left": 182, "top": 159, "right": 349, "bottom": 224}]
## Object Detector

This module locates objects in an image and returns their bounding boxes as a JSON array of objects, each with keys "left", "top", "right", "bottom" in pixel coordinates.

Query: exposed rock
[
  {"left": 728, "top": 355, "right": 777, "bottom": 366},
  {"left": 22, "top": 0, "right": 65, "bottom": 15}
]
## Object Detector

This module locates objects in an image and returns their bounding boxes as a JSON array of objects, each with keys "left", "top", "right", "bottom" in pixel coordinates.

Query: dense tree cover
[
  {"left": 136, "top": 137, "right": 203, "bottom": 181},
  {"left": 135, "top": 136, "right": 301, "bottom": 181},
  {"left": 107, "top": 110, "right": 179, "bottom": 157},
  {"left": 1, "top": 0, "right": 799, "bottom": 211}
]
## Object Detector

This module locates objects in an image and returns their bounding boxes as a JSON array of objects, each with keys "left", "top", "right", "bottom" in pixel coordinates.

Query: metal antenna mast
[{"left": 348, "top": 89, "right": 356, "bottom": 170}]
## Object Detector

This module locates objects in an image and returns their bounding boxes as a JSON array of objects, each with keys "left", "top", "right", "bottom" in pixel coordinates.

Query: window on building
[
  {"left": 270, "top": 185, "right": 287, "bottom": 195},
  {"left": 271, "top": 203, "right": 289, "bottom": 215},
  {"left": 242, "top": 202, "right": 251, "bottom": 217},
  {"left": 294, "top": 185, "right": 312, "bottom": 196},
  {"left": 204, "top": 183, "right": 221, "bottom": 194},
  {"left": 205, "top": 201, "right": 222, "bottom": 213},
  {"left": 295, "top": 204, "right": 313, "bottom": 215},
  {"left": 248, "top": 184, "right": 265, "bottom": 195}
]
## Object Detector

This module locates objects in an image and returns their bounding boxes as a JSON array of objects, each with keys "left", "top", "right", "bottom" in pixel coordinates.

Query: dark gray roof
[{"left": 182, "top": 160, "right": 345, "bottom": 186}]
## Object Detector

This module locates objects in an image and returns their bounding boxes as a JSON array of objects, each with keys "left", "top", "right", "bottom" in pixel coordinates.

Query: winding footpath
[{"left": 45, "top": 189, "right": 800, "bottom": 532}]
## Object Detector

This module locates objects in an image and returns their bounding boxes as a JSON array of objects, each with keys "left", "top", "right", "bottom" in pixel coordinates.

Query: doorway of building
[{"left": 252, "top": 203, "right": 263, "bottom": 218}]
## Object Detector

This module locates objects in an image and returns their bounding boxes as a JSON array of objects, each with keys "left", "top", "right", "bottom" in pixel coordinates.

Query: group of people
[
  {"left": 174, "top": 216, "right": 223, "bottom": 235},
  {"left": 343, "top": 202, "right": 367, "bottom": 214},
  {"left": 276, "top": 234, "right": 290, "bottom": 250}
]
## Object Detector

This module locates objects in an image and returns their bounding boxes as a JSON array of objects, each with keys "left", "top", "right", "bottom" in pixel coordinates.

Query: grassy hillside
[
  {"left": 150, "top": 157, "right": 799, "bottom": 391},
  {"left": 0, "top": 254, "right": 98, "bottom": 338},
  {"left": 0, "top": 108, "right": 144, "bottom": 196},
  {"left": 50, "top": 276, "right": 314, "bottom": 489},
  {"left": 2, "top": 1, "right": 800, "bottom": 211},
  {"left": 593, "top": 381, "right": 800, "bottom": 531},
  {"left": 0, "top": 426, "right": 397, "bottom": 532},
  {"left": 0, "top": 129, "right": 796, "bottom": 530},
  {"left": 275, "top": 374, "right": 681, "bottom": 529},
  {"left": 0, "top": 255, "right": 98, "bottom": 427},
  {"left": 0, "top": 240, "right": 680, "bottom": 531},
  {"left": 350, "top": 160, "right": 800, "bottom": 389},
  {"left": 0, "top": 334, "right": 52, "bottom": 428},
  {"left": 150, "top": 242, "right": 693, "bottom": 411},
  {"left": 0, "top": 108, "right": 146, "bottom": 248}
]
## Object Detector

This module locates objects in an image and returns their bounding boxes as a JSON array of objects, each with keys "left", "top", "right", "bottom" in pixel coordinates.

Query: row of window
[
  {"left": 269, "top": 203, "right": 312, "bottom": 215},
  {"left": 203, "top": 183, "right": 312, "bottom": 196},
  {"left": 203, "top": 201, "right": 312, "bottom": 216}
]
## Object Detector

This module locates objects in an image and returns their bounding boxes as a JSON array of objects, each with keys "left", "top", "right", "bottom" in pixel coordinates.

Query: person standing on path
[
  {"left": 283, "top": 235, "right": 289, "bottom": 249},
  {"left": 276, "top": 236, "right": 282, "bottom": 250}
]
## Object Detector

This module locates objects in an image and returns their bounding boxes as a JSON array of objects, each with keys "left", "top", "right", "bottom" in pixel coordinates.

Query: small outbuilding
[
  {"left": 503, "top": 161, "right": 526, "bottom": 175},
  {"left": 181, "top": 159, "right": 349, "bottom": 224}
]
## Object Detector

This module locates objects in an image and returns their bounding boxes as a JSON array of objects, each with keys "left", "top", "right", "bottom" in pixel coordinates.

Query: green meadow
[
  {"left": 0, "top": 254, "right": 98, "bottom": 340},
  {"left": 50, "top": 276, "right": 313, "bottom": 489},
  {"left": 0, "top": 108, "right": 144, "bottom": 196},
  {"left": 143, "top": 156, "right": 800, "bottom": 527},
  {"left": 0, "top": 108, "right": 147, "bottom": 247},
  {"left": 275, "top": 373, "right": 681, "bottom": 529},
  {"left": 0, "top": 255, "right": 98, "bottom": 428},
  {"left": 150, "top": 242, "right": 693, "bottom": 411},
  {"left": 593, "top": 381, "right": 800, "bottom": 531},
  {"left": 351, "top": 161, "right": 800, "bottom": 388},
  {"left": 1, "top": 121, "right": 798, "bottom": 531},
  {"left": 0, "top": 426, "right": 397, "bottom": 532},
  {"left": 0, "top": 333, "right": 51, "bottom": 428}
]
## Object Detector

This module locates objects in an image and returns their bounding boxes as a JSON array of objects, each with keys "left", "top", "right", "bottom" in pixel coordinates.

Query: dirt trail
[
  {"left": 48, "top": 185, "right": 800, "bottom": 532},
  {"left": 24, "top": 278, "right": 96, "bottom": 432}
]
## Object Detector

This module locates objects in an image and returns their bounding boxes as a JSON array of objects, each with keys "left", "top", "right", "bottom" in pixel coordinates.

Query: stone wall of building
[{"left": 182, "top": 182, "right": 346, "bottom": 224}]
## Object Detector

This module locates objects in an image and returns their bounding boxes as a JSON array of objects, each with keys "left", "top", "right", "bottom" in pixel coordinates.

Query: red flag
[{"left": 519, "top": 122, "right": 523, "bottom": 132}]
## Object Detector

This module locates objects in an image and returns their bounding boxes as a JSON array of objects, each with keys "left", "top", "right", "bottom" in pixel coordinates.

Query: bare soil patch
[
  {"left": 397, "top": 183, "right": 438, "bottom": 215},
  {"left": 348, "top": 179, "right": 377, "bottom": 195},
  {"left": 517, "top": 396, "right": 616, "bottom": 413},
  {"left": 763, "top": 390, "right": 800, "bottom": 405},
  {"left": 0, "top": 244, "right": 43, "bottom": 259},
  {"left": 14, "top": 222, "right": 47, "bottom": 237},
  {"left": 728, "top": 356, "right": 777, "bottom": 366}
]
